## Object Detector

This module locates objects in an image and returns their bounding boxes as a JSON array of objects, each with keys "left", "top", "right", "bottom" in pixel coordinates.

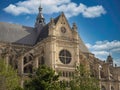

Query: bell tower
[{"left": 35, "top": 0, "right": 45, "bottom": 33}]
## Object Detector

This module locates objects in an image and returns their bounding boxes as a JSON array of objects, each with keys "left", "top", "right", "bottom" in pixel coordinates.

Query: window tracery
[{"left": 59, "top": 49, "right": 71, "bottom": 64}]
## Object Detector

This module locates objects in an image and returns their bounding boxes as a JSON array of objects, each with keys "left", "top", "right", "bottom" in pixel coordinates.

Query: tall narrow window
[
  {"left": 39, "top": 56, "right": 45, "bottom": 65},
  {"left": 24, "top": 57, "right": 27, "bottom": 65}
]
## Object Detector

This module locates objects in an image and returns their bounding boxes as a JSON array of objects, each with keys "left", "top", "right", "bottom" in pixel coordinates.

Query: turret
[
  {"left": 72, "top": 22, "right": 78, "bottom": 32},
  {"left": 48, "top": 18, "right": 55, "bottom": 36},
  {"left": 106, "top": 54, "right": 113, "bottom": 66},
  {"left": 72, "top": 22, "right": 78, "bottom": 40},
  {"left": 35, "top": 1, "right": 45, "bottom": 37},
  {"left": 35, "top": 3, "right": 45, "bottom": 33}
]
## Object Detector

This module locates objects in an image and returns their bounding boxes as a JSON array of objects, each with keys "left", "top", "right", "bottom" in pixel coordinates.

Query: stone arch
[
  {"left": 41, "top": 50, "right": 44, "bottom": 54},
  {"left": 28, "top": 53, "right": 33, "bottom": 61},
  {"left": 28, "top": 55, "right": 32, "bottom": 61},
  {"left": 23, "top": 53, "right": 33, "bottom": 65}
]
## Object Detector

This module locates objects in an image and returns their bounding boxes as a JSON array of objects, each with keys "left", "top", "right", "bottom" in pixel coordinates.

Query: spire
[
  {"left": 35, "top": 0, "right": 45, "bottom": 28},
  {"left": 106, "top": 50, "right": 113, "bottom": 66}
]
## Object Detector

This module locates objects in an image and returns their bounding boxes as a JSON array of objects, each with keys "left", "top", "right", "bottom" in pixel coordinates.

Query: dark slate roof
[
  {"left": 0, "top": 22, "right": 37, "bottom": 45},
  {"left": 35, "top": 15, "right": 61, "bottom": 43},
  {"left": 36, "top": 24, "right": 49, "bottom": 42}
]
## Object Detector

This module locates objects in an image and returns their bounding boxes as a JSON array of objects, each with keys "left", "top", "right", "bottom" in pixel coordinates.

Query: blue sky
[{"left": 0, "top": 0, "right": 120, "bottom": 66}]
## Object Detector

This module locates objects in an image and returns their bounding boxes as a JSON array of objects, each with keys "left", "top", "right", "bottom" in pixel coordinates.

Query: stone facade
[{"left": 0, "top": 5, "right": 120, "bottom": 90}]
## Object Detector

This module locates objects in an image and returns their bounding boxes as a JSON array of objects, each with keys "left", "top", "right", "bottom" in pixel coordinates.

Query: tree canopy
[
  {"left": 0, "top": 59, "right": 21, "bottom": 90},
  {"left": 24, "top": 65, "right": 65, "bottom": 90},
  {"left": 70, "top": 64, "right": 100, "bottom": 90}
]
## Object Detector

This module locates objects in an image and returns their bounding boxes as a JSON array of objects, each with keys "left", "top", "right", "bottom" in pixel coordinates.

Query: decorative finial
[
  {"left": 39, "top": 0, "right": 42, "bottom": 12},
  {"left": 35, "top": 0, "right": 45, "bottom": 27},
  {"left": 72, "top": 22, "right": 77, "bottom": 32}
]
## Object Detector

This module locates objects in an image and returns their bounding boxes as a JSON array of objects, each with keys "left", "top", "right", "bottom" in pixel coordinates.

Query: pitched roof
[
  {"left": 0, "top": 14, "right": 90, "bottom": 53},
  {"left": 35, "top": 24, "right": 49, "bottom": 43},
  {"left": 35, "top": 15, "right": 61, "bottom": 43},
  {"left": 79, "top": 36, "right": 89, "bottom": 53},
  {"left": 0, "top": 22, "right": 37, "bottom": 45}
]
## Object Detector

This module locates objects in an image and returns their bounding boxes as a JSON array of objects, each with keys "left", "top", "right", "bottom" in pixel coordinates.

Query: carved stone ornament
[{"left": 61, "top": 27, "right": 66, "bottom": 33}]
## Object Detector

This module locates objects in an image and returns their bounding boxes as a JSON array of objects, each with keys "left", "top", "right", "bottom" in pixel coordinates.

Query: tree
[
  {"left": 24, "top": 65, "right": 65, "bottom": 90},
  {"left": 0, "top": 58, "right": 22, "bottom": 90},
  {"left": 70, "top": 64, "right": 100, "bottom": 90}
]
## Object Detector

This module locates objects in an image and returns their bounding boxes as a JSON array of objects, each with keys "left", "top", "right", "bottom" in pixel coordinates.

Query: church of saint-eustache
[{"left": 0, "top": 4, "right": 120, "bottom": 90}]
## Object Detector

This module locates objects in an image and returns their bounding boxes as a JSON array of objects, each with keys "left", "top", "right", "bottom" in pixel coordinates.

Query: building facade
[{"left": 0, "top": 5, "right": 120, "bottom": 90}]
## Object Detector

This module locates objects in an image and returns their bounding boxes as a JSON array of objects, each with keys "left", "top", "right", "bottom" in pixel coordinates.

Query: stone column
[
  {"left": 5, "top": 54, "right": 9, "bottom": 69},
  {"left": 35, "top": 57, "right": 39, "bottom": 68},
  {"left": 18, "top": 56, "right": 24, "bottom": 75}
]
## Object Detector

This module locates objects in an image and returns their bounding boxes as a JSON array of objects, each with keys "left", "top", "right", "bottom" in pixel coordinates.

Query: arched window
[
  {"left": 29, "top": 53, "right": 33, "bottom": 61},
  {"left": 101, "top": 85, "right": 106, "bottom": 90},
  {"left": 39, "top": 56, "right": 45, "bottom": 65},
  {"left": 24, "top": 64, "right": 33, "bottom": 73},
  {"left": 24, "top": 54, "right": 33, "bottom": 65},
  {"left": 59, "top": 49, "right": 71, "bottom": 64},
  {"left": 23, "top": 57, "right": 27, "bottom": 65},
  {"left": 66, "top": 72, "right": 68, "bottom": 77},
  {"left": 41, "top": 56, "right": 44, "bottom": 65},
  {"left": 28, "top": 56, "right": 32, "bottom": 61},
  {"left": 63, "top": 71, "right": 65, "bottom": 77}
]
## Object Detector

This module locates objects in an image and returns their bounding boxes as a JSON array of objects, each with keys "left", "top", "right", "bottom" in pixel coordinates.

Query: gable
[{"left": 55, "top": 13, "right": 73, "bottom": 38}]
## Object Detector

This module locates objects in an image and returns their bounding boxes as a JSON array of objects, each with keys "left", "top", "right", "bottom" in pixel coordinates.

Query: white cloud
[
  {"left": 4, "top": 4, "right": 30, "bottom": 16},
  {"left": 86, "top": 40, "right": 120, "bottom": 65},
  {"left": 82, "top": 6, "right": 106, "bottom": 18},
  {"left": 92, "top": 51, "right": 108, "bottom": 56},
  {"left": 90, "top": 40, "right": 120, "bottom": 51},
  {"left": 3, "top": 0, "right": 106, "bottom": 18},
  {"left": 86, "top": 43, "right": 92, "bottom": 49},
  {"left": 111, "top": 48, "right": 120, "bottom": 53}
]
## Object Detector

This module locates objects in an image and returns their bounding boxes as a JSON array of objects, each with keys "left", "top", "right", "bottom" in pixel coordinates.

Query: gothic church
[{"left": 0, "top": 4, "right": 120, "bottom": 90}]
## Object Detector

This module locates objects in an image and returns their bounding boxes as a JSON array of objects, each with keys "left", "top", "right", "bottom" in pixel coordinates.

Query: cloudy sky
[{"left": 0, "top": 0, "right": 120, "bottom": 66}]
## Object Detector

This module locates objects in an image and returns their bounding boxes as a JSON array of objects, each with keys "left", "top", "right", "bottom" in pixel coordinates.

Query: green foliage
[
  {"left": 70, "top": 64, "right": 100, "bottom": 90},
  {"left": 24, "top": 65, "right": 65, "bottom": 90},
  {"left": 0, "top": 59, "right": 21, "bottom": 90}
]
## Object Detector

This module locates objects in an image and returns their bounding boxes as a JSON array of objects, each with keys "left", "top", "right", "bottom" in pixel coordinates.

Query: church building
[{"left": 0, "top": 4, "right": 120, "bottom": 90}]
